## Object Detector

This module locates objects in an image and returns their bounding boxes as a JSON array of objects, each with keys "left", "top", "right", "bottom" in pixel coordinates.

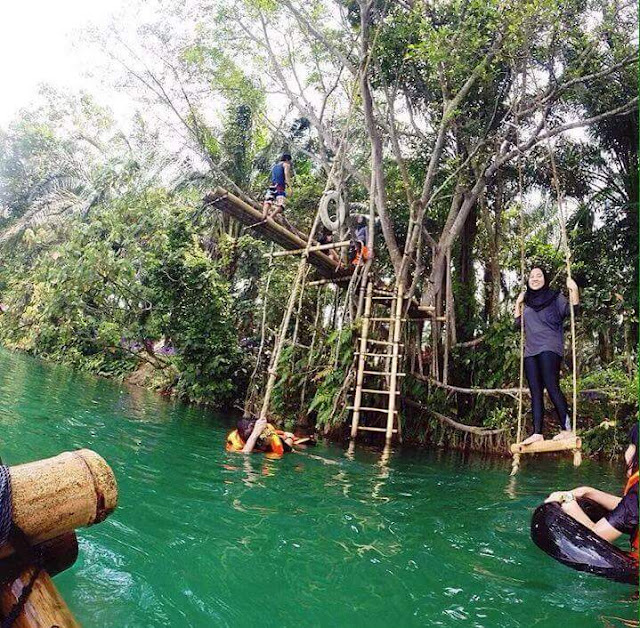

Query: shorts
[{"left": 264, "top": 186, "right": 286, "bottom": 207}]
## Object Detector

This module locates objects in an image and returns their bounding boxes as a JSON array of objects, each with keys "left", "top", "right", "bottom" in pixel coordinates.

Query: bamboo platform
[{"left": 205, "top": 188, "right": 352, "bottom": 279}]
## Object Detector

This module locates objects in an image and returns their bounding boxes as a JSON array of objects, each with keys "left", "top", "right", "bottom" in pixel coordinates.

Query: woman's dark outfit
[{"left": 515, "top": 288, "right": 576, "bottom": 434}]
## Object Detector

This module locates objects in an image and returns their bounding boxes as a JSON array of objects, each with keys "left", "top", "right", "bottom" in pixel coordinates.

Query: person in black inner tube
[
  {"left": 514, "top": 265, "right": 580, "bottom": 445},
  {"left": 544, "top": 424, "right": 638, "bottom": 553}
]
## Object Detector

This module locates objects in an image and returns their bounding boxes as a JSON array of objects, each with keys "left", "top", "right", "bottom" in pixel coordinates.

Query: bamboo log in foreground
[
  {"left": 0, "top": 450, "right": 118, "bottom": 627},
  {"left": 4, "top": 449, "right": 118, "bottom": 550},
  {"left": 0, "top": 533, "right": 78, "bottom": 582},
  {"left": 0, "top": 566, "right": 81, "bottom": 628}
]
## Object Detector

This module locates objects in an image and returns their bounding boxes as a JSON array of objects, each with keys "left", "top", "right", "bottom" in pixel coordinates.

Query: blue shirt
[{"left": 270, "top": 162, "right": 286, "bottom": 190}]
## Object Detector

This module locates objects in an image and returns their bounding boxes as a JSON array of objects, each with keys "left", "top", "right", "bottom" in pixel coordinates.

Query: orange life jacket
[
  {"left": 225, "top": 424, "right": 285, "bottom": 456},
  {"left": 623, "top": 471, "right": 639, "bottom": 560}
]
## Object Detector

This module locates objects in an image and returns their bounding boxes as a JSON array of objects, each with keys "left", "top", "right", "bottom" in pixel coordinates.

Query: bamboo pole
[
  {"left": 1, "top": 450, "right": 117, "bottom": 551},
  {"left": 300, "top": 286, "right": 325, "bottom": 410},
  {"left": 308, "top": 276, "right": 351, "bottom": 287},
  {"left": 351, "top": 281, "right": 373, "bottom": 439},
  {"left": 263, "top": 241, "right": 351, "bottom": 258},
  {"left": 258, "top": 213, "right": 322, "bottom": 422}
]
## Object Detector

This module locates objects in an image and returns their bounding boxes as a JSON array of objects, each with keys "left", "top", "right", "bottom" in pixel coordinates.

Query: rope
[
  {"left": 0, "top": 464, "right": 12, "bottom": 548},
  {"left": 545, "top": 137, "right": 578, "bottom": 436},
  {"left": 511, "top": 54, "right": 529, "bottom": 476},
  {"left": 0, "top": 461, "right": 43, "bottom": 628}
]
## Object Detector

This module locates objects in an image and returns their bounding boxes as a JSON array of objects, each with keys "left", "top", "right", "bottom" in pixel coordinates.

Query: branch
[{"left": 403, "top": 397, "right": 507, "bottom": 435}]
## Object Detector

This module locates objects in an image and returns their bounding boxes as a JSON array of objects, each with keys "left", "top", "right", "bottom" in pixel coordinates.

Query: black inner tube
[{"left": 531, "top": 498, "right": 638, "bottom": 585}]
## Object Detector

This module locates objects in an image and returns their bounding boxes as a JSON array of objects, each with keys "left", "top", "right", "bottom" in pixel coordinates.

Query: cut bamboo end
[
  {"left": 509, "top": 436, "right": 581, "bottom": 455},
  {"left": 8, "top": 449, "right": 118, "bottom": 546}
]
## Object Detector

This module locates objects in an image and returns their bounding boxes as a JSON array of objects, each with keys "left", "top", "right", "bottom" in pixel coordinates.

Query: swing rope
[
  {"left": 545, "top": 134, "right": 578, "bottom": 437},
  {"left": 511, "top": 67, "right": 528, "bottom": 476}
]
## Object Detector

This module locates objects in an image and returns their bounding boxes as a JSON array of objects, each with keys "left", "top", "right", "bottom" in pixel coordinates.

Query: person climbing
[
  {"left": 262, "top": 153, "right": 293, "bottom": 221},
  {"left": 351, "top": 215, "right": 370, "bottom": 266},
  {"left": 514, "top": 265, "right": 579, "bottom": 445},
  {"left": 226, "top": 416, "right": 310, "bottom": 455},
  {"left": 544, "top": 424, "right": 638, "bottom": 556}
]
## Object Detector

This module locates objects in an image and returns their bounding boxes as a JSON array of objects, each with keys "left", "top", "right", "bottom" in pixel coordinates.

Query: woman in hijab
[{"left": 514, "top": 265, "right": 580, "bottom": 445}]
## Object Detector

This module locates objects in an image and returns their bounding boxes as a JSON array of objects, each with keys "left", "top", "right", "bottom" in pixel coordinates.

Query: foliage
[{"left": 0, "top": 189, "right": 244, "bottom": 407}]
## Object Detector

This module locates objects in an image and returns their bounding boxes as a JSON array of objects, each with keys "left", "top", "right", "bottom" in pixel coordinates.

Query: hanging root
[{"left": 510, "top": 453, "right": 521, "bottom": 476}]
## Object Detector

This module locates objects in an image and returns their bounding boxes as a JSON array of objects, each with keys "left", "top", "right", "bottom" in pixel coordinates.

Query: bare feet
[
  {"left": 552, "top": 430, "right": 574, "bottom": 441},
  {"left": 520, "top": 433, "right": 544, "bottom": 446}
]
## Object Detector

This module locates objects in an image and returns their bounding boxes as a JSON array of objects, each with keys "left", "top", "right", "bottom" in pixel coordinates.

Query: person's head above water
[
  {"left": 527, "top": 266, "right": 549, "bottom": 291},
  {"left": 625, "top": 423, "right": 638, "bottom": 476},
  {"left": 237, "top": 417, "right": 256, "bottom": 442},
  {"left": 280, "top": 153, "right": 292, "bottom": 163}
]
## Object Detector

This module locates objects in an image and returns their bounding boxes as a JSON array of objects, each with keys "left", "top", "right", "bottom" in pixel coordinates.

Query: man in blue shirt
[{"left": 262, "top": 154, "right": 293, "bottom": 221}]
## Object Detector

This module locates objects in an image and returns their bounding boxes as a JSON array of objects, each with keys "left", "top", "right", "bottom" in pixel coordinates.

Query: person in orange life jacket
[
  {"left": 352, "top": 215, "right": 370, "bottom": 266},
  {"left": 226, "top": 416, "right": 295, "bottom": 455},
  {"left": 545, "top": 424, "right": 639, "bottom": 557},
  {"left": 262, "top": 154, "right": 293, "bottom": 221}
]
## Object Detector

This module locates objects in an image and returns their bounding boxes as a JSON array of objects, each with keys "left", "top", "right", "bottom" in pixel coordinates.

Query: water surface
[{"left": 0, "top": 349, "right": 635, "bottom": 627}]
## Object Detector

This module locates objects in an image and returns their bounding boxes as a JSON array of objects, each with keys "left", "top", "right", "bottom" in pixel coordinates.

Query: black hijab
[{"left": 524, "top": 266, "right": 559, "bottom": 312}]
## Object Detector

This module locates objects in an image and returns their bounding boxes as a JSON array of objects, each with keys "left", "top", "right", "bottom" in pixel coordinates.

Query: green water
[{"left": 0, "top": 349, "right": 636, "bottom": 627}]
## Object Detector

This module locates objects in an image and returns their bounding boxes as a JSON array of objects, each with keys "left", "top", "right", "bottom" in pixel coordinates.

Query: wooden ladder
[{"left": 349, "top": 281, "right": 404, "bottom": 444}]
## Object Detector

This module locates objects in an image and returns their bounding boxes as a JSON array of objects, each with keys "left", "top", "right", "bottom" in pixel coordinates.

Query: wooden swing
[{"left": 510, "top": 104, "right": 582, "bottom": 474}]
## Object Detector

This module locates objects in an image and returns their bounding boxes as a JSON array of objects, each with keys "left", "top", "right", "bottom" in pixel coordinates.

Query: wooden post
[
  {"left": 1, "top": 449, "right": 117, "bottom": 551},
  {"left": 351, "top": 282, "right": 373, "bottom": 439},
  {"left": 386, "top": 283, "right": 404, "bottom": 443}
]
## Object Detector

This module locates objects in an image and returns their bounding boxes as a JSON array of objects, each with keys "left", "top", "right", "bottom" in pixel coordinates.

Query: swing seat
[{"left": 510, "top": 436, "right": 581, "bottom": 455}]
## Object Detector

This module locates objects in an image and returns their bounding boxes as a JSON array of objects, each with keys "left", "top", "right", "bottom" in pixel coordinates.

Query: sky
[{"left": 0, "top": 0, "right": 127, "bottom": 126}]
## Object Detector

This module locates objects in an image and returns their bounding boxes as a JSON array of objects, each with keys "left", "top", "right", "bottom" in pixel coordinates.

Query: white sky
[{"left": 0, "top": 0, "right": 127, "bottom": 127}]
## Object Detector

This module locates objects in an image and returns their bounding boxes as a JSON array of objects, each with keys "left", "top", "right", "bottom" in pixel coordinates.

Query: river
[{"left": 0, "top": 349, "right": 635, "bottom": 627}]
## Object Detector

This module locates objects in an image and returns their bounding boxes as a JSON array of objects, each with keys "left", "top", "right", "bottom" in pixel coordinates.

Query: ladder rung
[
  {"left": 363, "top": 370, "right": 406, "bottom": 376},
  {"left": 369, "top": 317, "right": 405, "bottom": 322},
  {"left": 366, "top": 339, "right": 404, "bottom": 347},
  {"left": 358, "top": 426, "right": 398, "bottom": 433},
  {"left": 356, "top": 352, "right": 403, "bottom": 358},
  {"left": 347, "top": 406, "right": 397, "bottom": 414},
  {"left": 371, "top": 296, "right": 393, "bottom": 300},
  {"left": 360, "top": 388, "right": 400, "bottom": 395}
]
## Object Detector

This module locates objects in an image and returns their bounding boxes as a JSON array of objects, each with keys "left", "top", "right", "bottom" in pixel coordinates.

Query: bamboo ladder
[{"left": 349, "top": 281, "right": 404, "bottom": 444}]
